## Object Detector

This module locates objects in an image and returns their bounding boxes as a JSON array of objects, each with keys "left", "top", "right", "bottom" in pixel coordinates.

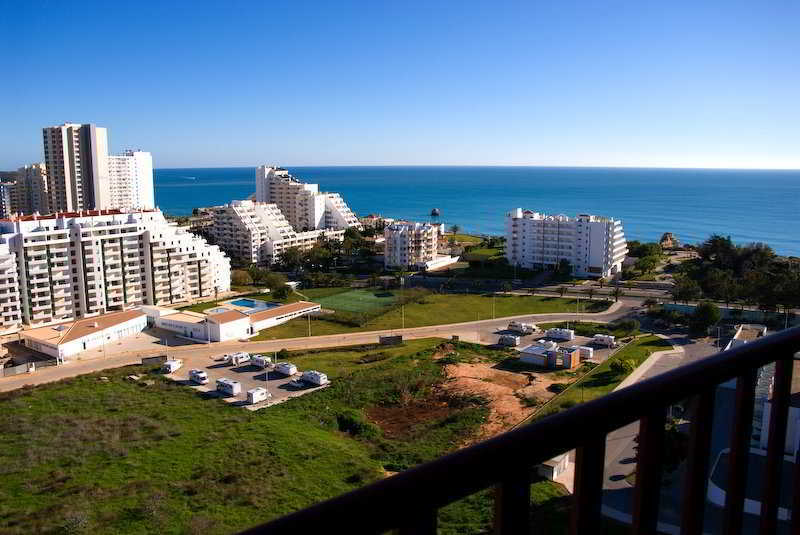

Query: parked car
[{"left": 188, "top": 369, "right": 209, "bottom": 384}]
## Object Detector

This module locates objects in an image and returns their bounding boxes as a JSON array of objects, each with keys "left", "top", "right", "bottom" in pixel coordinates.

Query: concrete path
[{"left": 0, "top": 299, "right": 635, "bottom": 392}]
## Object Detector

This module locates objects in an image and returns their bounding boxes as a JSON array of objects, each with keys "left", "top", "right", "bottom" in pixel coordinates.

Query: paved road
[{"left": 0, "top": 299, "right": 637, "bottom": 392}]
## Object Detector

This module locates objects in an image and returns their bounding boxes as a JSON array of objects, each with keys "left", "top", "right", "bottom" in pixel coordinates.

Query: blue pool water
[{"left": 230, "top": 298, "right": 277, "bottom": 309}]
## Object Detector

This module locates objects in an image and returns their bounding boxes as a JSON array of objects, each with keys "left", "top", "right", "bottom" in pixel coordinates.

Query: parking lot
[
  {"left": 164, "top": 353, "right": 329, "bottom": 410},
  {"left": 486, "top": 329, "right": 617, "bottom": 364}
]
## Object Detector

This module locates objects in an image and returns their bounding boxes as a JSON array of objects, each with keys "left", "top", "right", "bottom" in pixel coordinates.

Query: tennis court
[{"left": 316, "top": 289, "right": 398, "bottom": 313}]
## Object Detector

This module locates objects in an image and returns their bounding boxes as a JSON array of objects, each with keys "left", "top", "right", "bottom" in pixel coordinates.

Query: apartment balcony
[{"left": 238, "top": 327, "right": 800, "bottom": 535}]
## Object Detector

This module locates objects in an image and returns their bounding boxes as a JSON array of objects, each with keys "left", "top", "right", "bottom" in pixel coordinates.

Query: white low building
[
  {"left": 142, "top": 300, "right": 321, "bottom": 343},
  {"left": 505, "top": 208, "right": 628, "bottom": 278},
  {"left": 21, "top": 309, "right": 147, "bottom": 359}
]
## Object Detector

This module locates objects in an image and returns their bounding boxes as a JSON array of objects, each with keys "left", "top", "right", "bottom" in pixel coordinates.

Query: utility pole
[
  {"left": 307, "top": 314, "right": 311, "bottom": 337},
  {"left": 401, "top": 277, "right": 405, "bottom": 330},
  {"left": 492, "top": 293, "right": 496, "bottom": 320}
]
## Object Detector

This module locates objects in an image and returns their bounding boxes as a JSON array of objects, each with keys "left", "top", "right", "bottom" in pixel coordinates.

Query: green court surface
[{"left": 315, "top": 289, "right": 398, "bottom": 313}]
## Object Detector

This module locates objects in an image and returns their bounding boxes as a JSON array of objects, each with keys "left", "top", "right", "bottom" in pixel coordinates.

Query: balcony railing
[{"left": 239, "top": 326, "right": 800, "bottom": 535}]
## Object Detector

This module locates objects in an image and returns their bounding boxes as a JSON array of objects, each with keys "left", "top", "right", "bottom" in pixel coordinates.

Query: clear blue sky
[{"left": 2, "top": 0, "right": 798, "bottom": 169}]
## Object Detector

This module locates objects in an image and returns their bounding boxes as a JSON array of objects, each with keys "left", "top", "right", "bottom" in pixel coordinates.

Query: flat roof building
[{"left": 505, "top": 208, "right": 628, "bottom": 279}]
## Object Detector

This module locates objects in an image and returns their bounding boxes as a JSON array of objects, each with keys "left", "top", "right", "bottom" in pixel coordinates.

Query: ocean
[{"left": 154, "top": 166, "right": 800, "bottom": 256}]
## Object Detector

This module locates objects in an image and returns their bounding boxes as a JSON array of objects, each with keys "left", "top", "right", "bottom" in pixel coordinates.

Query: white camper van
[
  {"left": 508, "top": 321, "right": 536, "bottom": 335},
  {"left": 216, "top": 378, "right": 241, "bottom": 396},
  {"left": 226, "top": 352, "right": 251, "bottom": 366},
  {"left": 498, "top": 334, "right": 521, "bottom": 347},
  {"left": 251, "top": 354, "right": 272, "bottom": 369},
  {"left": 188, "top": 369, "right": 209, "bottom": 384},
  {"left": 275, "top": 362, "right": 298, "bottom": 376},
  {"left": 247, "top": 387, "right": 271, "bottom": 404},
  {"left": 161, "top": 359, "right": 183, "bottom": 373},
  {"left": 301, "top": 370, "right": 329, "bottom": 386}
]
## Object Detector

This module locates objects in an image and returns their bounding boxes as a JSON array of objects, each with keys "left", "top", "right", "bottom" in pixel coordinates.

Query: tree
[
  {"left": 273, "top": 285, "right": 290, "bottom": 300},
  {"left": 277, "top": 348, "right": 290, "bottom": 360},
  {"left": 584, "top": 288, "right": 595, "bottom": 301},
  {"left": 231, "top": 270, "right": 253, "bottom": 287},
  {"left": 556, "top": 259, "right": 572, "bottom": 279},
  {"left": 449, "top": 224, "right": 461, "bottom": 235},
  {"left": 280, "top": 247, "right": 304, "bottom": 271},
  {"left": 634, "top": 256, "right": 658, "bottom": 274},
  {"left": 611, "top": 359, "right": 636, "bottom": 376},
  {"left": 598, "top": 277, "right": 607, "bottom": 288},
  {"left": 611, "top": 286, "right": 624, "bottom": 302},
  {"left": 344, "top": 227, "right": 363, "bottom": 242},
  {"left": 671, "top": 276, "right": 702, "bottom": 304},
  {"left": 558, "top": 286, "right": 568, "bottom": 298},
  {"left": 690, "top": 301, "right": 721, "bottom": 336}
]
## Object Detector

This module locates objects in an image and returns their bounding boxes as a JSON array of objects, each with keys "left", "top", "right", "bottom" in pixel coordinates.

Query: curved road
[{"left": 0, "top": 298, "right": 638, "bottom": 392}]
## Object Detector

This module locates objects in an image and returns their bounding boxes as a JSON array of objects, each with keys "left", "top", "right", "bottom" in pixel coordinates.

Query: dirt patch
[
  {"left": 442, "top": 362, "right": 561, "bottom": 441},
  {"left": 367, "top": 397, "right": 454, "bottom": 440}
]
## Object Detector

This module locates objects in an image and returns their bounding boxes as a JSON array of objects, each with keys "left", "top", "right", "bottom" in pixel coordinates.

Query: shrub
[
  {"left": 548, "top": 383, "right": 568, "bottom": 394},
  {"left": 276, "top": 349, "right": 290, "bottom": 360},
  {"left": 610, "top": 359, "right": 636, "bottom": 376},
  {"left": 336, "top": 409, "right": 381, "bottom": 439},
  {"left": 272, "top": 286, "right": 290, "bottom": 300}
]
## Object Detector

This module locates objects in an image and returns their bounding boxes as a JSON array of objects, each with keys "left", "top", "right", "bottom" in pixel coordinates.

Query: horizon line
[{"left": 153, "top": 163, "right": 800, "bottom": 172}]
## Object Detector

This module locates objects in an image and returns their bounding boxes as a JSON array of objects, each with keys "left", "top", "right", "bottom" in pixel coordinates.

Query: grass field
[
  {"left": 313, "top": 289, "right": 398, "bottom": 313},
  {"left": 451, "top": 233, "right": 483, "bottom": 244},
  {"left": 0, "top": 339, "right": 494, "bottom": 534},
  {"left": 252, "top": 292, "right": 611, "bottom": 341}
]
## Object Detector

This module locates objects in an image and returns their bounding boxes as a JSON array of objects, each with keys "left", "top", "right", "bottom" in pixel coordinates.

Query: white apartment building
[
  {"left": 8, "top": 163, "right": 50, "bottom": 216},
  {"left": 505, "top": 208, "right": 628, "bottom": 278},
  {"left": 384, "top": 222, "right": 458, "bottom": 270},
  {"left": 107, "top": 150, "right": 155, "bottom": 210},
  {"left": 209, "top": 200, "right": 344, "bottom": 265},
  {"left": 0, "top": 243, "right": 22, "bottom": 333},
  {"left": 255, "top": 166, "right": 362, "bottom": 232},
  {"left": 0, "top": 209, "right": 230, "bottom": 329},
  {"left": 42, "top": 123, "right": 110, "bottom": 212},
  {"left": 43, "top": 123, "right": 154, "bottom": 213}
]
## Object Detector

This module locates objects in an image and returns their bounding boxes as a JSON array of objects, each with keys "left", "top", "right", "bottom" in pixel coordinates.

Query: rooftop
[
  {"left": 248, "top": 301, "right": 320, "bottom": 322},
  {"left": 22, "top": 310, "right": 145, "bottom": 345}
]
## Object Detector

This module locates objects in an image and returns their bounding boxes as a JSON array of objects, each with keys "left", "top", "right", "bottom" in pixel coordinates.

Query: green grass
[
  {"left": 252, "top": 292, "right": 611, "bottom": 341},
  {"left": 535, "top": 335, "right": 671, "bottom": 420},
  {"left": 463, "top": 246, "right": 504, "bottom": 260},
  {"left": 451, "top": 233, "right": 483, "bottom": 244},
  {"left": 539, "top": 320, "right": 640, "bottom": 339},
  {"left": 313, "top": 289, "right": 398, "bottom": 313},
  {"left": 0, "top": 339, "right": 490, "bottom": 534}
]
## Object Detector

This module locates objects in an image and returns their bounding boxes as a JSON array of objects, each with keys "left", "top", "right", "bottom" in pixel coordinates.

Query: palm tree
[
  {"left": 598, "top": 277, "right": 607, "bottom": 289},
  {"left": 449, "top": 224, "right": 461, "bottom": 236},
  {"left": 558, "top": 286, "right": 568, "bottom": 298},
  {"left": 585, "top": 288, "right": 595, "bottom": 301},
  {"left": 612, "top": 286, "right": 624, "bottom": 302}
]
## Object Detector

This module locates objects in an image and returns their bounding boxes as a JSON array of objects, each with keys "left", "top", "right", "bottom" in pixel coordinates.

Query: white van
[
  {"left": 251, "top": 354, "right": 272, "bottom": 369},
  {"left": 161, "top": 359, "right": 183, "bottom": 373},
  {"left": 188, "top": 369, "right": 209, "bottom": 384},
  {"left": 227, "top": 352, "right": 251, "bottom": 366},
  {"left": 498, "top": 334, "right": 521, "bottom": 347},
  {"left": 216, "top": 378, "right": 241, "bottom": 396},
  {"left": 301, "top": 370, "right": 329, "bottom": 386},
  {"left": 508, "top": 321, "right": 536, "bottom": 335},
  {"left": 275, "top": 362, "right": 298, "bottom": 376},
  {"left": 247, "top": 387, "right": 271, "bottom": 404}
]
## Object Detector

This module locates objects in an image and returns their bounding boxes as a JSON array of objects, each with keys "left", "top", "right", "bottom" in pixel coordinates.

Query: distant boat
[
  {"left": 430, "top": 208, "right": 440, "bottom": 217},
  {"left": 182, "top": 176, "right": 197, "bottom": 180}
]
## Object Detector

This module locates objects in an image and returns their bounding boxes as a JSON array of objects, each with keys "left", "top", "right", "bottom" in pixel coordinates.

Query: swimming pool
[{"left": 229, "top": 298, "right": 278, "bottom": 309}]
